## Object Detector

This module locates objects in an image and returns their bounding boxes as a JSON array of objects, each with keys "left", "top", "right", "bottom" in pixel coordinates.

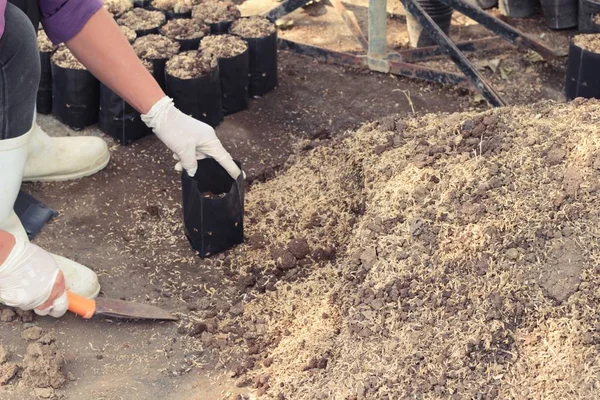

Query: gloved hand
[
  {"left": 0, "top": 235, "right": 68, "bottom": 318},
  {"left": 141, "top": 96, "right": 241, "bottom": 179}
]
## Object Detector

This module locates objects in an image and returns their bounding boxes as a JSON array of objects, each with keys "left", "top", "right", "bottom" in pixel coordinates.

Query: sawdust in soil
[
  {"left": 37, "top": 29, "right": 56, "bottom": 53},
  {"left": 573, "top": 33, "right": 600, "bottom": 53},
  {"left": 165, "top": 50, "right": 218, "bottom": 79},
  {"left": 51, "top": 45, "right": 85, "bottom": 70},
  {"left": 200, "top": 34, "right": 247, "bottom": 58},
  {"left": 191, "top": 1, "right": 241, "bottom": 24},
  {"left": 103, "top": 0, "right": 133, "bottom": 17},
  {"left": 160, "top": 18, "right": 210, "bottom": 40},
  {"left": 151, "top": 0, "right": 192, "bottom": 13},
  {"left": 120, "top": 25, "right": 137, "bottom": 44},
  {"left": 133, "top": 34, "right": 180, "bottom": 60},
  {"left": 185, "top": 98, "right": 600, "bottom": 399},
  {"left": 230, "top": 15, "right": 275, "bottom": 38},
  {"left": 118, "top": 8, "right": 166, "bottom": 32}
]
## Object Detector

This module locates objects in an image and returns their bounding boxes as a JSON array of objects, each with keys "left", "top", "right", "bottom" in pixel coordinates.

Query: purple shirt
[{"left": 0, "top": 0, "right": 103, "bottom": 44}]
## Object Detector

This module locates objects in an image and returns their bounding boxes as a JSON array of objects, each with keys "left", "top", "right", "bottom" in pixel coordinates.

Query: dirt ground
[{"left": 0, "top": 1, "right": 578, "bottom": 399}]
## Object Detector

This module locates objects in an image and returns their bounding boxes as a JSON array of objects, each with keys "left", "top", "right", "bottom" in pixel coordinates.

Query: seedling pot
[
  {"left": 51, "top": 64, "right": 99, "bottom": 130},
  {"left": 98, "top": 84, "right": 152, "bottom": 145},
  {"left": 566, "top": 40, "right": 600, "bottom": 100},
  {"left": 218, "top": 48, "right": 250, "bottom": 115},
  {"left": 406, "top": 0, "right": 453, "bottom": 48},
  {"left": 499, "top": 0, "right": 538, "bottom": 18},
  {"left": 540, "top": 0, "right": 578, "bottom": 29},
  {"left": 37, "top": 51, "right": 53, "bottom": 115},
  {"left": 181, "top": 159, "right": 245, "bottom": 258},
  {"left": 579, "top": 0, "right": 600, "bottom": 33},
  {"left": 166, "top": 65, "right": 223, "bottom": 128}
]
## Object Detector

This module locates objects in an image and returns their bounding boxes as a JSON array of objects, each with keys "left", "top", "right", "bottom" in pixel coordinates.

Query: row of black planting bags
[
  {"left": 478, "top": 0, "right": 599, "bottom": 32},
  {"left": 37, "top": 4, "right": 277, "bottom": 146}
]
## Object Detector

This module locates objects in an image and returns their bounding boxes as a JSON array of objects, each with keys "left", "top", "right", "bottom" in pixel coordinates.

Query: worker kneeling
[{"left": 0, "top": 0, "right": 241, "bottom": 317}]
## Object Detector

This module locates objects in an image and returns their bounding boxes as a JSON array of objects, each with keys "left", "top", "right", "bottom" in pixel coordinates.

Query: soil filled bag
[{"left": 51, "top": 47, "right": 99, "bottom": 130}]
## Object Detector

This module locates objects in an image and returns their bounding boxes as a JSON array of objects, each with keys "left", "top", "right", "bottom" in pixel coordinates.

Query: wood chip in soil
[
  {"left": 160, "top": 18, "right": 209, "bottom": 40},
  {"left": 165, "top": 50, "right": 217, "bottom": 79},
  {"left": 37, "top": 29, "right": 56, "bottom": 53},
  {"left": 133, "top": 34, "right": 180, "bottom": 60},
  {"left": 230, "top": 16, "right": 275, "bottom": 38},
  {"left": 191, "top": 1, "right": 240, "bottom": 24},
  {"left": 200, "top": 34, "right": 247, "bottom": 58},
  {"left": 103, "top": 0, "right": 133, "bottom": 17},
  {"left": 118, "top": 8, "right": 165, "bottom": 31},
  {"left": 206, "top": 98, "right": 600, "bottom": 400},
  {"left": 51, "top": 45, "right": 85, "bottom": 70}
]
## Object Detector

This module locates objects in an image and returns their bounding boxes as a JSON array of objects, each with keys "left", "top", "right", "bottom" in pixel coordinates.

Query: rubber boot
[
  {"left": 0, "top": 130, "right": 100, "bottom": 299},
  {"left": 22, "top": 118, "right": 110, "bottom": 182}
]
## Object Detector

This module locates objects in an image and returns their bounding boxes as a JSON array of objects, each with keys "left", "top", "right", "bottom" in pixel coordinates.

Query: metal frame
[{"left": 263, "top": 0, "right": 566, "bottom": 107}]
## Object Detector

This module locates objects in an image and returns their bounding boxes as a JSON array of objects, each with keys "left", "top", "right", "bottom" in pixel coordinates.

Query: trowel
[{"left": 67, "top": 291, "right": 178, "bottom": 321}]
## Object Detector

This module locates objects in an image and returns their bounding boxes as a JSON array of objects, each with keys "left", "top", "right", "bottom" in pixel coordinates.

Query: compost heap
[{"left": 215, "top": 98, "right": 600, "bottom": 399}]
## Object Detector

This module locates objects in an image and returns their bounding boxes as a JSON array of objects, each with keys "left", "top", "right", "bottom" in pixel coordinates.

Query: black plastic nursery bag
[
  {"left": 166, "top": 65, "right": 223, "bottom": 128},
  {"left": 98, "top": 84, "right": 153, "bottom": 145},
  {"left": 219, "top": 48, "right": 250, "bottom": 115},
  {"left": 565, "top": 42, "right": 600, "bottom": 100},
  {"left": 210, "top": 21, "right": 233, "bottom": 34},
  {"left": 181, "top": 159, "right": 245, "bottom": 258},
  {"left": 148, "top": 57, "right": 168, "bottom": 91},
  {"left": 37, "top": 51, "right": 53, "bottom": 115},
  {"left": 175, "top": 37, "right": 202, "bottom": 51},
  {"left": 134, "top": 0, "right": 151, "bottom": 8},
  {"left": 51, "top": 64, "right": 100, "bottom": 130},
  {"left": 245, "top": 30, "right": 278, "bottom": 97}
]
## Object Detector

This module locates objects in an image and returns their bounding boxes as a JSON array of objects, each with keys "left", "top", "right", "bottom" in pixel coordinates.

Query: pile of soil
[
  {"left": 191, "top": 1, "right": 241, "bottom": 24},
  {"left": 103, "top": 0, "right": 133, "bottom": 17},
  {"left": 151, "top": 0, "right": 192, "bottom": 13},
  {"left": 160, "top": 18, "right": 210, "bottom": 39},
  {"left": 573, "top": 33, "right": 600, "bottom": 52},
  {"left": 200, "top": 34, "right": 247, "bottom": 58},
  {"left": 132, "top": 34, "right": 180, "bottom": 60},
  {"left": 198, "top": 98, "right": 600, "bottom": 399},
  {"left": 120, "top": 25, "right": 137, "bottom": 44},
  {"left": 118, "top": 8, "right": 166, "bottom": 31},
  {"left": 37, "top": 29, "right": 56, "bottom": 53},
  {"left": 230, "top": 16, "right": 275, "bottom": 38},
  {"left": 51, "top": 46, "right": 85, "bottom": 70},
  {"left": 165, "top": 50, "right": 217, "bottom": 79}
]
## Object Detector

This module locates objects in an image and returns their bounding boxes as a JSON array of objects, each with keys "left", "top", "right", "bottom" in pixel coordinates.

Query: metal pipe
[{"left": 368, "top": 0, "right": 389, "bottom": 72}]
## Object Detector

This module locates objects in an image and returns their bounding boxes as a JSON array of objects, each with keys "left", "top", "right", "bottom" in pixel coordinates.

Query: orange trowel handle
[{"left": 67, "top": 291, "right": 96, "bottom": 319}]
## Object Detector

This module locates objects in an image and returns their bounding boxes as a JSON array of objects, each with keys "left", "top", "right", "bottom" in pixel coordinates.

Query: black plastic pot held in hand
[
  {"left": 51, "top": 64, "right": 100, "bottom": 130},
  {"left": 165, "top": 66, "right": 223, "bottom": 128},
  {"left": 218, "top": 48, "right": 250, "bottom": 115},
  {"left": 565, "top": 41, "right": 600, "bottom": 100},
  {"left": 405, "top": 0, "right": 453, "bottom": 48},
  {"left": 37, "top": 51, "right": 53, "bottom": 115},
  {"left": 98, "top": 84, "right": 153, "bottom": 145},
  {"left": 540, "top": 0, "right": 577, "bottom": 29},
  {"left": 499, "top": 0, "right": 538, "bottom": 18},
  {"left": 181, "top": 159, "right": 245, "bottom": 258},
  {"left": 579, "top": 0, "right": 600, "bottom": 33}
]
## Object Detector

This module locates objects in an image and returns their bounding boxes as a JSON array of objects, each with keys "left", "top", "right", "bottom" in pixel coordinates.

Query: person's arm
[
  {"left": 62, "top": 8, "right": 241, "bottom": 178},
  {"left": 0, "top": 230, "right": 67, "bottom": 316},
  {"left": 65, "top": 8, "right": 163, "bottom": 114}
]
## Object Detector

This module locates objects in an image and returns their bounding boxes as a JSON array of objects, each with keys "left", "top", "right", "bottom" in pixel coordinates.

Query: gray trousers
[{"left": 0, "top": 2, "right": 40, "bottom": 140}]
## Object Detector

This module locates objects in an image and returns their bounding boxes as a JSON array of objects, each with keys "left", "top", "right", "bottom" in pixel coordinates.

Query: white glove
[
  {"left": 141, "top": 96, "right": 242, "bottom": 179},
  {"left": 0, "top": 236, "right": 68, "bottom": 318}
]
